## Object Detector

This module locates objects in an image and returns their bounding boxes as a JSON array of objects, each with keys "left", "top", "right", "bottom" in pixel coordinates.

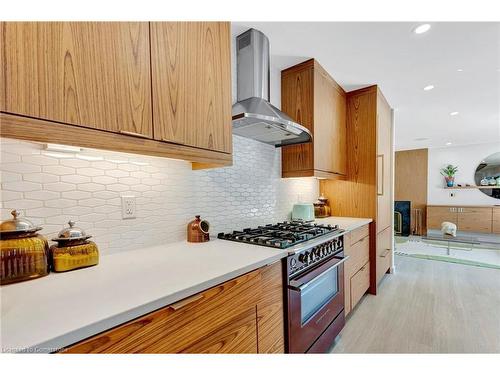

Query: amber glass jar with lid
[
  {"left": 50, "top": 220, "right": 99, "bottom": 272},
  {"left": 1, "top": 210, "right": 50, "bottom": 285}
]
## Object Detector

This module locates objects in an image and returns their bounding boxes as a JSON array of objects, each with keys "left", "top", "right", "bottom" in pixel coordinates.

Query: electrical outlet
[{"left": 121, "top": 195, "right": 136, "bottom": 219}]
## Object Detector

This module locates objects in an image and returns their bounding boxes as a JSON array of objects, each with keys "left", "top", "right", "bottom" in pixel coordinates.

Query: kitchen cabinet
[
  {"left": 150, "top": 22, "right": 232, "bottom": 154},
  {"left": 61, "top": 261, "right": 284, "bottom": 354},
  {"left": 1, "top": 22, "right": 152, "bottom": 137},
  {"left": 427, "top": 206, "right": 458, "bottom": 230},
  {"left": 493, "top": 207, "right": 500, "bottom": 234},
  {"left": 376, "top": 226, "right": 392, "bottom": 286},
  {"left": 321, "top": 86, "right": 394, "bottom": 294},
  {"left": 344, "top": 224, "right": 370, "bottom": 315},
  {"left": 427, "top": 205, "right": 494, "bottom": 234},
  {"left": 0, "top": 22, "right": 232, "bottom": 168},
  {"left": 281, "top": 59, "right": 347, "bottom": 179}
]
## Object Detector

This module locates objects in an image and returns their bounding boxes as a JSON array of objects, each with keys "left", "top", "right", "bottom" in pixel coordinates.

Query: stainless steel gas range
[{"left": 218, "top": 221, "right": 348, "bottom": 353}]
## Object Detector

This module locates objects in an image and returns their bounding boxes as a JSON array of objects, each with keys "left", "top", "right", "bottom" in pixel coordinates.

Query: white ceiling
[{"left": 231, "top": 22, "right": 500, "bottom": 151}]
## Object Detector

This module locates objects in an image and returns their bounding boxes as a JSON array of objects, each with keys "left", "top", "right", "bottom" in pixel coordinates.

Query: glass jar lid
[
  {"left": 52, "top": 220, "right": 92, "bottom": 242},
  {"left": 0, "top": 210, "right": 42, "bottom": 234}
]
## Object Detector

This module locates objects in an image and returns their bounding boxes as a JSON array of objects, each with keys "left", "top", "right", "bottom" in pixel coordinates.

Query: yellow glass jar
[
  {"left": 50, "top": 221, "right": 99, "bottom": 272},
  {"left": 1, "top": 210, "right": 50, "bottom": 285}
]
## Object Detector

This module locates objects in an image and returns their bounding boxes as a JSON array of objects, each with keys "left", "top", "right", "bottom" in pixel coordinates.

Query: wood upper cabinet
[
  {"left": 0, "top": 22, "right": 233, "bottom": 167},
  {"left": 61, "top": 261, "right": 284, "bottom": 354},
  {"left": 150, "top": 22, "right": 232, "bottom": 153},
  {"left": 281, "top": 59, "right": 347, "bottom": 179},
  {"left": 0, "top": 22, "right": 152, "bottom": 137}
]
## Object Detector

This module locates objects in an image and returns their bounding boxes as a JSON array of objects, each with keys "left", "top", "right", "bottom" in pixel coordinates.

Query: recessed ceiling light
[
  {"left": 457, "top": 69, "right": 464, "bottom": 72},
  {"left": 449, "top": 111, "right": 459, "bottom": 116},
  {"left": 413, "top": 24, "right": 431, "bottom": 34},
  {"left": 423, "top": 85, "right": 434, "bottom": 91},
  {"left": 446, "top": 142, "right": 452, "bottom": 146}
]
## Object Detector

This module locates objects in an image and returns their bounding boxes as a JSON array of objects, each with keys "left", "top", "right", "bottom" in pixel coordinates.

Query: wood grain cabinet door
[
  {"left": 376, "top": 226, "right": 392, "bottom": 285},
  {"left": 457, "top": 207, "right": 493, "bottom": 233},
  {"left": 376, "top": 93, "right": 393, "bottom": 233},
  {"left": 427, "top": 206, "right": 458, "bottom": 230},
  {"left": 150, "top": 22, "right": 232, "bottom": 153},
  {"left": 0, "top": 22, "right": 152, "bottom": 137},
  {"left": 63, "top": 269, "right": 261, "bottom": 353}
]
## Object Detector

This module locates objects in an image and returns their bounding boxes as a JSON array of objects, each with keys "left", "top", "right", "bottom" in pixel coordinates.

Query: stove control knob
[
  {"left": 299, "top": 252, "right": 309, "bottom": 263},
  {"left": 290, "top": 258, "right": 297, "bottom": 268}
]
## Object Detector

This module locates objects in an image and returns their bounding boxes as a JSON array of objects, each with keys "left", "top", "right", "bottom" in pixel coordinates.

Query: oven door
[{"left": 287, "top": 254, "right": 348, "bottom": 353}]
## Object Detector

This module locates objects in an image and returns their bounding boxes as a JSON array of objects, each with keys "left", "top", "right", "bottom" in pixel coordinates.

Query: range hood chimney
[{"left": 232, "top": 29, "right": 312, "bottom": 147}]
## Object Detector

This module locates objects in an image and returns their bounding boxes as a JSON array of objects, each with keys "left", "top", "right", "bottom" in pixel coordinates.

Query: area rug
[{"left": 395, "top": 236, "right": 500, "bottom": 270}]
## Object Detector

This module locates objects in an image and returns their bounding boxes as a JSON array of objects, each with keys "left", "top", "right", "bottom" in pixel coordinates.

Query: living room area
[{"left": 394, "top": 142, "right": 500, "bottom": 270}]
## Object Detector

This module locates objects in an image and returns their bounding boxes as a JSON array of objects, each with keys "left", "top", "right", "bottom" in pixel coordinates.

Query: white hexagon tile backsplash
[{"left": 0, "top": 136, "right": 319, "bottom": 255}]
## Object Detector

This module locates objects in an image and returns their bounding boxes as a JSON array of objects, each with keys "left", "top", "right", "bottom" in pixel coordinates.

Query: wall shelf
[{"left": 444, "top": 185, "right": 500, "bottom": 190}]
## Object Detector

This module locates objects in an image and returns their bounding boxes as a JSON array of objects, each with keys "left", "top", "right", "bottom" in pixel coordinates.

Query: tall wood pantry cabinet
[
  {"left": 321, "top": 85, "right": 394, "bottom": 294},
  {"left": 0, "top": 22, "right": 232, "bottom": 167}
]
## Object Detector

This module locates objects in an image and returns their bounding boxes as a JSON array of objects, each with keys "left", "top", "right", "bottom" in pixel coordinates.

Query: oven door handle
[{"left": 288, "top": 255, "right": 349, "bottom": 292}]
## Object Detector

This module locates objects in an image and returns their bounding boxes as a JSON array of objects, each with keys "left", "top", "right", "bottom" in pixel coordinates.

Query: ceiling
[{"left": 231, "top": 22, "right": 500, "bottom": 151}]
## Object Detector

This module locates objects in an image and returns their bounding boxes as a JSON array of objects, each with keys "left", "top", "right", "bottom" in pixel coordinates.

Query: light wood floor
[{"left": 331, "top": 255, "right": 500, "bottom": 353}]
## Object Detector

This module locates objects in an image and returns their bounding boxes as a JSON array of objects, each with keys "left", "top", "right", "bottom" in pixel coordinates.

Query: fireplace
[{"left": 394, "top": 201, "right": 411, "bottom": 236}]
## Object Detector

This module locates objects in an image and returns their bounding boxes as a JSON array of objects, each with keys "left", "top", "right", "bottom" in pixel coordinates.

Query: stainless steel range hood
[{"left": 232, "top": 29, "right": 312, "bottom": 147}]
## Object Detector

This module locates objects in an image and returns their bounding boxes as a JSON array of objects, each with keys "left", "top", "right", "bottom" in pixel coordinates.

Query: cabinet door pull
[
  {"left": 380, "top": 249, "right": 391, "bottom": 258},
  {"left": 119, "top": 130, "right": 150, "bottom": 139},
  {"left": 169, "top": 294, "right": 204, "bottom": 311}
]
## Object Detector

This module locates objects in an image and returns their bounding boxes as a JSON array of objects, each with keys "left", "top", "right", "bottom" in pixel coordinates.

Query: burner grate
[{"left": 218, "top": 221, "right": 340, "bottom": 249}]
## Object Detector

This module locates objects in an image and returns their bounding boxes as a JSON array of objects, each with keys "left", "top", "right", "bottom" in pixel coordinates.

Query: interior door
[
  {"left": 0, "top": 22, "right": 152, "bottom": 137},
  {"left": 150, "top": 22, "right": 232, "bottom": 153}
]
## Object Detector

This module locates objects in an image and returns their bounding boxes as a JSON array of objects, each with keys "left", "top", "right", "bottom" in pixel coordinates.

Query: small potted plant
[{"left": 440, "top": 164, "right": 458, "bottom": 187}]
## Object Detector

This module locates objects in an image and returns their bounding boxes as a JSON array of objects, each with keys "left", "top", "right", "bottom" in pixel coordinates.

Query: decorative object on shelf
[
  {"left": 440, "top": 164, "right": 458, "bottom": 187},
  {"left": 475, "top": 152, "right": 500, "bottom": 199},
  {"left": 313, "top": 194, "right": 331, "bottom": 218},
  {"left": 187, "top": 215, "right": 210, "bottom": 243},
  {"left": 0, "top": 210, "right": 50, "bottom": 285},
  {"left": 50, "top": 221, "right": 99, "bottom": 272}
]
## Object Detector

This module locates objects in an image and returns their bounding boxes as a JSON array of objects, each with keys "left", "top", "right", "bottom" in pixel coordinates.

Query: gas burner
[{"left": 217, "top": 221, "right": 341, "bottom": 249}]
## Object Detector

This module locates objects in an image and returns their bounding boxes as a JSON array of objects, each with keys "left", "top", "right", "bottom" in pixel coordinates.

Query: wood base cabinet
[
  {"left": 344, "top": 225, "right": 370, "bottom": 315},
  {"left": 0, "top": 22, "right": 232, "bottom": 168},
  {"left": 427, "top": 206, "right": 495, "bottom": 234},
  {"left": 376, "top": 226, "right": 392, "bottom": 286},
  {"left": 494, "top": 207, "right": 500, "bottom": 234},
  {"left": 61, "top": 262, "right": 284, "bottom": 354},
  {"left": 281, "top": 59, "right": 347, "bottom": 179}
]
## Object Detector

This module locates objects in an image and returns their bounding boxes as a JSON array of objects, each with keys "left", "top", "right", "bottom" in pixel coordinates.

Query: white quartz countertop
[
  {"left": 0, "top": 216, "right": 371, "bottom": 353},
  {"left": 315, "top": 216, "right": 372, "bottom": 232}
]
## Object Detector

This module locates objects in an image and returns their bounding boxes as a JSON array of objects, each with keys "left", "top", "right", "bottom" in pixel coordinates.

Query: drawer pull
[
  {"left": 169, "top": 294, "right": 204, "bottom": 311},
  {"left": 380, "top": 249, "right": 391, "bottom": 258},
  {"left": 119, "top": 130, "right": 150, "bottom": 139}
]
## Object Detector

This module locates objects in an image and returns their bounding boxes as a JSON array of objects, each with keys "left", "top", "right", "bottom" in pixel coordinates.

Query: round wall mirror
[{"left": 474, "top": 152, "right": 500, "bottom": 199}]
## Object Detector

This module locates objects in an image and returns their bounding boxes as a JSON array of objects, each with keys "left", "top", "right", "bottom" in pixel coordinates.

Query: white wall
[
  {"left": 427, "top": 142, "right": 500, "bottom": 205},
  {"left": 0, "top": 137, "right": 318, "bottom": 255}
]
